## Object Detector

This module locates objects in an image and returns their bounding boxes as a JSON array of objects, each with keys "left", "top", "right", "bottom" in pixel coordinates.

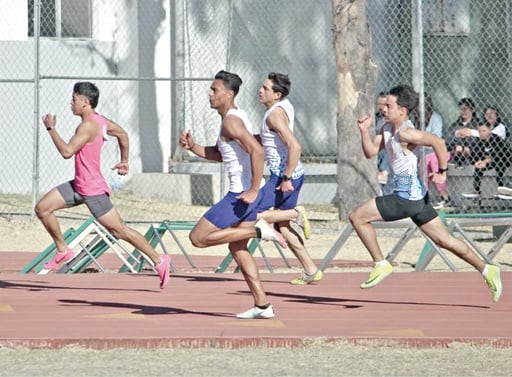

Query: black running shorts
[{"left": 375, "top": 192, "right": 438, "bottom": 226}]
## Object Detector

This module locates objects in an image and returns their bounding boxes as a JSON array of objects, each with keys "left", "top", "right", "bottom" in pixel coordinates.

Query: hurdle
[
  {"left": 118, "top": 220, "right": 196, "bottom": 273},
  {"left": 162, "top": 220, "right": 197, "bottom": 268},
  {"left": 22, "top": 217, "right": 154, "bottom": 275},
  {"left": 318, "top": 218, "right": 457, "bottom": 272},
  {"left": 215, "top": 238, "right": 292, "bottom": 273},
  {"left": 59, "top": 219, "right": 154, "bottom": 274},
  {"left": 415, "top": 213, "right": 512, "bottom": 271}
]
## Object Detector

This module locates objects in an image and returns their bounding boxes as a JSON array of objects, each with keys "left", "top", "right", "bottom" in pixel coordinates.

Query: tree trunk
[{"left": 332, "top": 0, "right": 379, "bottom": 220}]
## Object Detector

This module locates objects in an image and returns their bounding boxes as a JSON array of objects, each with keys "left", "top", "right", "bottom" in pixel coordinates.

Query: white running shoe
[
  {"left": 497, "top": 186, "right": 512, "bottom": 196},
  {"left": 461, "top": 192, "right": 480, "bottom": 199},
  {"left": 236, "top": 305, "right": 275, "bottom": 319},
  {"left": 255, "top": 219, "right": 287, "bottom": 248},
  {"left": 432, "top": 200, "right": 446, "bottom": 210}
]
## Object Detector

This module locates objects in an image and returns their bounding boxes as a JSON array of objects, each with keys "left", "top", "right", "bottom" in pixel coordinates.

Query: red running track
[{"left": 0, "top": 252, "right": 510, "bottom": 349}]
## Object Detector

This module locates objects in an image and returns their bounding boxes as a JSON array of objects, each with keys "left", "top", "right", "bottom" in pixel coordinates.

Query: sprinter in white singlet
[{"left": 349, "top": 85, "right": 502, "bottom": 303}]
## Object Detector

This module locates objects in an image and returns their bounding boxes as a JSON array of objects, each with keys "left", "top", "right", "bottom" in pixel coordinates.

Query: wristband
[
  {"left": 46, "top": 126, "right": 53, "bottom": 131},
  {"left": 437, "top": 167, "right": 448, "bottom": 174},
  {"left": 282, "top": 174, "right": 291, "bottom": 181}
]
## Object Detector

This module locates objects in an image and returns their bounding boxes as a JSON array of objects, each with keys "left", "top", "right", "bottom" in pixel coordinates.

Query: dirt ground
[
  {"left": 1, "top": 342, "right": 512, "bottom": 377},
  {"left": 1, "top": 200, "right": 512, "bottom": 377}
]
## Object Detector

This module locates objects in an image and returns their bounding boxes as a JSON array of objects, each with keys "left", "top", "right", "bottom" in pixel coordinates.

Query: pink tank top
[{"left": 74, "top": 113, "right": 111, "bottom": 196}]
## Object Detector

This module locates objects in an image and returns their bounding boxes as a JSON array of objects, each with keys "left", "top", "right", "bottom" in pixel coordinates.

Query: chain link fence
[
  {"left": 1, "top": 0, "right": 511, "bottom": 235},
  {"left": 369, "top": 0, "right": 512, "bottom": 214},
  {"left": 1, "top": 0, "right": 338, "bottom": 226}
]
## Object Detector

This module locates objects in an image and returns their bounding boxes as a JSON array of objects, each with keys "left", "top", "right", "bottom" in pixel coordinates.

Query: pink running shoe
[
  {"left": 155, "top": 254, "right": 171, "bottom": 289},
  {"left": 43, "top": 247, "right": 75, "bottom": 270}
]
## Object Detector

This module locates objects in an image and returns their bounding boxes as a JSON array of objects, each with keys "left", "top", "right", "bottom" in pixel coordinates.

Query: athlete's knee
[
  {"left": 109, "top": 228, "right": 122, "bottom": 239},
  {"left": 105, "top": 224, "right": 129, "bottom": 240},
  {"left": 34, "top": 203, "right": 43, "bottom": 219},
  {"left": 189, "top": 231, "right": 207, "bottom": 248},
  {"left": 348, "top": 210, "right": 358, "bottom": 226},
  {"left": 34, "top": 202, "right": 51, "bottom": 220}
]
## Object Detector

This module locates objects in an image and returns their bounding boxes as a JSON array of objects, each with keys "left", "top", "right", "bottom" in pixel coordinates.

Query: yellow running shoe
[
  {"left": 484, "top": 264, "right": 502, "bottom": 303},
  {"left": 293, "top": 206, "right": 311, "bottom": 240},
  {"left": 360, "top": 261, "right": 393, "bottom": 289},
  {"left": 290, "top": 270, "right": 323, "bottom": 285}
]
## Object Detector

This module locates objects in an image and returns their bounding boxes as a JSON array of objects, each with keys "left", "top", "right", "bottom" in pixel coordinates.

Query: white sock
[
  {"left": 375, "top": 260, "right": 387, "bottom": 267},
  {"left": 482, "top": 264, "right": 489, "bottom": 277}
]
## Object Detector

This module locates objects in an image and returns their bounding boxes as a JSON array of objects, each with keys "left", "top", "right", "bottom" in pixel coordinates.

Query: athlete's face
[
  {"left": 384, "top": 94, "right": 406, "bottom": 125},
  {"left": 70, "top": 93, "right": 89, "bottom": 115},
  {"left": 208, "top": 79, "right": 233, "bottom": 110},
  {"left": 258, "top": 79, "right": 279, "bottom": 107},
  {"left": 376, "top": 96, "right": 387, "bottom": 115}
]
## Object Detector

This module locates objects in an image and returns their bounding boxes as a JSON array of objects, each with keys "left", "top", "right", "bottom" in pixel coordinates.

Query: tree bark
[{"left": 332, "top": 0, "right": 379, "bottom": 220}]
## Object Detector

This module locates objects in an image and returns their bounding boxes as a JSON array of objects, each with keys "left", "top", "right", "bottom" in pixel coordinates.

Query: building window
[{"left": 28, "top": 0, "right": 92, "bottom": 38}]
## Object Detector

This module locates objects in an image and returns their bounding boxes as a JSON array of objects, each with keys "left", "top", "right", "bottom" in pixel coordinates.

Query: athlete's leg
[
  {"left": 419, "top": 217, "right": 485, "bottom": 272},
  {"left": 229, "top": 238, "right": 268, "bottom": 306},
  {"left": 35, "top": 186, "right": 73, "bottom": 253},
  {"left": 349, "top": 198, "right": 385, "bottom": 262},
  {"left": 96, "top": 207, "right": 162, "bottom": 265},
  {"left": 278, "top": 221, "right": 317, "bottom": 275},
  {"left": 189, "top": 216, "right": 258, "bottom": 248}
]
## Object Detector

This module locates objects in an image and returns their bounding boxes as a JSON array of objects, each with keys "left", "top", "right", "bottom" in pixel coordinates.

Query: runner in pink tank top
[
  {"left": 35, "top": 82, "right": 171, "bottom": 290},
  {"left": 74, "top": 113, "right": 110, "bottom": 196}
]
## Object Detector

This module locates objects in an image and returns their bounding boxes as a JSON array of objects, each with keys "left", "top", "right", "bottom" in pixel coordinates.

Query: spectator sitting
[
  {"left": 483, "top": 105, "right": 508, "bottom": 139},
  {"left": 446, "top": 97, "right": 479, "bottom": 167},
  {"left": 459, "top": 105, "right": 508, "bottom": 140},
  {"left": 461, "top": 121, "right": 512, "bottom": 200}
]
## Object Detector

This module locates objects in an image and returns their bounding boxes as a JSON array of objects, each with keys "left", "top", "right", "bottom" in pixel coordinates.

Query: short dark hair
[
  {"left": 214, "top": 70, "right": 243, "bottom": 96},
  {"left": 478, "top": 120, "right": 492, "bottom": 129},
  {"left": 458, "top": 97, "right": 476, "bottom": 110},
  {"left": 388, "top": 84, "right": 418, "bottom": 114},
  {"left": 73, "top": 82, "right": 99, "bottom": 108},
  {"left": 268, "top": 72, "right": 291, "bottom": 99}
]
